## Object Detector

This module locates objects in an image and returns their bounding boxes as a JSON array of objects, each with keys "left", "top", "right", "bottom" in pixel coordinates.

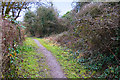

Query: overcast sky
[{"left": 17, "top": 0, "right": 74, "bottom": 21}]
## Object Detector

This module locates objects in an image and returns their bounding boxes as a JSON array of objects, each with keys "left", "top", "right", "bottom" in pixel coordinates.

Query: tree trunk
[{"left": 0, "top": 15, "right": 2, "bottom": 78}]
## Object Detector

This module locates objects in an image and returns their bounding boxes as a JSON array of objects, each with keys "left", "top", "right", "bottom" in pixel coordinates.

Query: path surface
[{"left": 33, "top": 39, "right": 66, "bottom": 78}]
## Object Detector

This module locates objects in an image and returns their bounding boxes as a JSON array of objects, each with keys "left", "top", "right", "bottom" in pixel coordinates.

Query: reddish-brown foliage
[{"left": 1, "top": 17, "right": 24, "bottom": 77}]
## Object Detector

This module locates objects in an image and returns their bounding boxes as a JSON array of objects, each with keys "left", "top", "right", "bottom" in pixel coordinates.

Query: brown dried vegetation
[{"left": 1, "top": 17, "right": 24, "bottom": 77}]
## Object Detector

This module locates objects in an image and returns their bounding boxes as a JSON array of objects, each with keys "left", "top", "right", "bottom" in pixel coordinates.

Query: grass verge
[{"left": 16, "top": 37, "right": 51, "bottom": 78}]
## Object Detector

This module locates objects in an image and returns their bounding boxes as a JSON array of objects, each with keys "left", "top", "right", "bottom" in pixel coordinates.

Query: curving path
[{"left": 33, "top": 39, "right": 66, "bottom": 78}]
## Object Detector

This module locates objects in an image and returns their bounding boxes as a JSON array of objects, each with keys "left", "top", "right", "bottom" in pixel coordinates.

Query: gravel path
[{"left": 33, "top": 39, "right": 66, "bottom": 78}]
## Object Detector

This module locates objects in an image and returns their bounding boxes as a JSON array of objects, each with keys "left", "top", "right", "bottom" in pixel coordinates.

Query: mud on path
[{"left": 33, "top": 39, "right": 66, "bottom": 78}]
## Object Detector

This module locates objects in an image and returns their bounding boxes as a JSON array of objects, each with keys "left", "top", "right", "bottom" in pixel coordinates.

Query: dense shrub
[
  {"left": 56, "top": 2, "right": 120, "bottom": 78},
  {"left": 74, "top": 3, "right": 120, "bottom": 78},
  {"left": 1, "top": 16, "right": 25, "bottom": 77},
  {"left": 24, "top": 6, "right": 67, "bottom": 37}
]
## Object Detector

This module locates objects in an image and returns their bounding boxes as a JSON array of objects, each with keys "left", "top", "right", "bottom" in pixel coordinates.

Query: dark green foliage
[
  {"left": 62, "top": 11, "right": 70, "bottom": 18},
  {"left": 24, "top": 6, "right": 67, "bottom": 37},
  {"left": 24, "top": 11, "right": 36, "bottom": 36}
]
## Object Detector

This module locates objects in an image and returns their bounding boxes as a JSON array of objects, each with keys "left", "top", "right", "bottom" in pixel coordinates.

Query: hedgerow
[
  {"left": 56, "top": 2, "right": 120, "bottom": 78},
  {"left": 2, "top": 15, "right": 25, "bottom": 78}
]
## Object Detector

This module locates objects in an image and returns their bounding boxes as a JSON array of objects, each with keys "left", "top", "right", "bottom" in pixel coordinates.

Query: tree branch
[
  {"left": 2, "top": 2, "right": 6, "bottom": 18},
  {"left": 14, "top": 2, "right": 25, "bottom": 20}
]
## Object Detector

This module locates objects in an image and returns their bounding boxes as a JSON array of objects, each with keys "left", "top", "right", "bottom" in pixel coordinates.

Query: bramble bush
[
  {"left": 73, "top": 3, "right": 120, "bottom": 78},
  {"left": 2, "top": 15, "right": 25, "bottom": 78},
  {"left": 56, "top": 2, "right": 120, "bottom": 78}
]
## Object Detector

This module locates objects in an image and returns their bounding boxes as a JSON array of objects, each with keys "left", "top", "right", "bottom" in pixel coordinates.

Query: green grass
[
  {"left": 36, "top": 38, "right": 92, "bottom": 78},
  {"left": 16, "top": 37, "right": 51, "bottom": 78}
]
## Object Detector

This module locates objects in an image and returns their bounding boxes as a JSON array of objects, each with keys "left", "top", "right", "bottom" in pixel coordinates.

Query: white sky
[
  {"left": 17, "top": 0, "right": 74, "bottom": 21},
  {"left": 53, "top": 2, "right": 73, "bottom": 16}
]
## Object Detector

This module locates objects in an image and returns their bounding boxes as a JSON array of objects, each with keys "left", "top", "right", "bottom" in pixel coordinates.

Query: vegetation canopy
[{"left": 24, "top": 5, "right": 67, "bottom": 37}]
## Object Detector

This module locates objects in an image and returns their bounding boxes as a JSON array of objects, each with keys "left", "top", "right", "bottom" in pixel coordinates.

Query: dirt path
[{"left": 33, "top": 39, "right": 66, "bottom": 78}]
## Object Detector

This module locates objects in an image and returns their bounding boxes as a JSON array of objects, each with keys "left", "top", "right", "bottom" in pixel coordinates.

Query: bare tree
[
  {"left": 1, "top": 0, "right": 43, "bottom": 20},
  {"left": 1, "top": 1, "right": 30, "bottom": 20}
]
